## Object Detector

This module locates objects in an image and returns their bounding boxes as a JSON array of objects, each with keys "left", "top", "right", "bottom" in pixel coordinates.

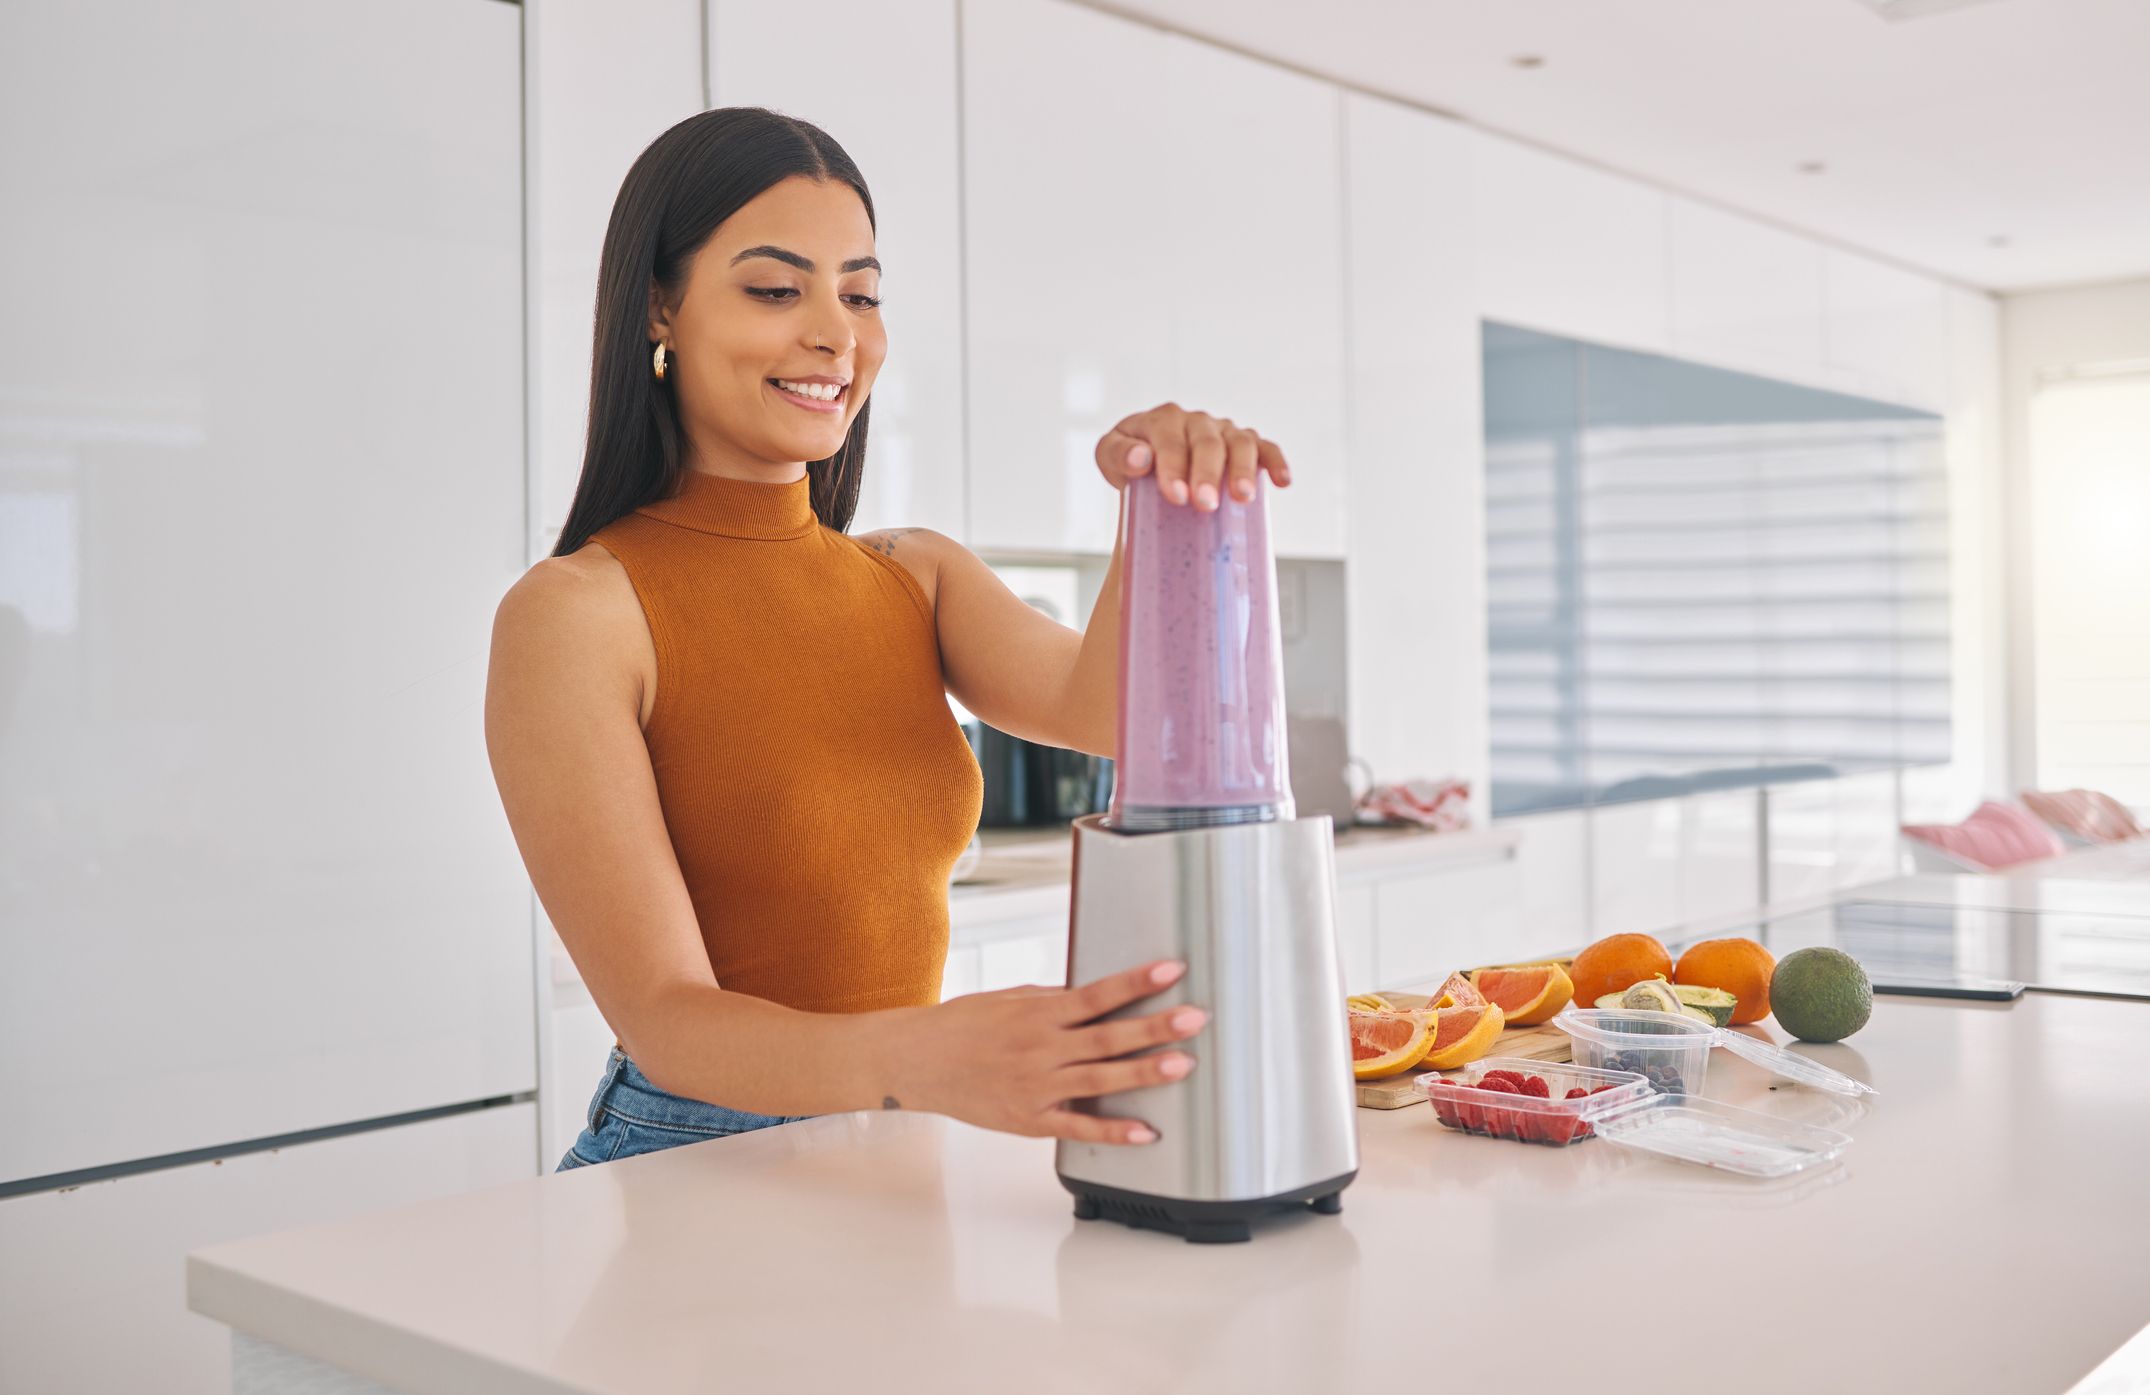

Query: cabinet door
[
  {"left": 0, "top": 0, "right": 535, "bottom": 1187},
  {"left": 531, "top": 0, "right": 705, "bottom": 554},
  {"left": 1471, "top": 132, "right": 1672, "bottom": 354},
  {"left": 1372, "top": 858, "right": 1523, "bottom": 989},
  {"left": 1668, "top": 196, "right": 1828, "bottom": 389},
  {"left": 711, "top": 0, "right": 968, "bottom": 540},
  {"left": 3, "top": 1105, "right": 535, "bottom": 1395},
  {"left": 962, "top": 0, "right": 1176, "bottom": 553},
  {"left": 1334, "top": 881, "right": 1379, "bottom": 995},
  {"left": 1590, "top": 799, "right": 1686, "bottom": 938},
  {"left": 1341, "top": 93, "right": 1492, "bottom": 822},
  {"left": 1157, "top": 33, "right": 1348, "bottom": 558},
  {"left": 1822, "top": 249, "right": 1949, "bottom": 412},
  {"left": 1680, "top": 788, "right": 1764, "bottom": 928},
  {"left": 1764, "top": 778, "right": 1839, "bottom": 908}
]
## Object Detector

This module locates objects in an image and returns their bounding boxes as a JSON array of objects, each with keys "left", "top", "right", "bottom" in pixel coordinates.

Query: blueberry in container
[{"left": 1550, "top": 1009, "right": 1718, "bottom": 1096}]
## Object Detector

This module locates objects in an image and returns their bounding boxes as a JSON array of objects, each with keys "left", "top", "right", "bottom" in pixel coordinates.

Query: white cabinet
[
  {"left": 1822, "top": 248, "right": 1950, "bottom": 411},
  {"left": 1334, "top": 881, "right": 1379, "bottom": 995},
  {"left": 1340, "top": 91, "right": 1492, "bottom": 823},
  {"left": 1154, "top": 32, "right": 1348, "bottom": 558},
  {"left": 1680, "top": 788, "right": 1763, "bottom": 928},
  {"left": 531, "top": 0, "right": 706, "bottom": 553},
  {"left": 1470, "top": 132, "right": 1673, "bottom": 354},
  {"left": 1368, "top": 857, "right": 1525, "bottom": 989},
  {"left": 0, "top": 0, "right": 535, "bottom": 1187},
  {"left": 1590, "top": 799, "right": 1685, "bottom": 938},
  {"left": 710, "top": 0, "right": 968, "bottom": 540},
  {"left": 1833, "top": 769, "right": 1905, "bottom": 890},
  {"left": 1668, "top": 196, "right": 1828, "bottom": 388},
  {"left": 5, "top": 1105, "right": 535, "bottom": 1395},
  {"left": 963, "top": 0, "right": 1350, "bottom": 556},
  {"left": 1764, "top": 778, "right": 1839, "bottom": 908},
  {"left": 962, "top": 0, "right": 1175, "bottom": 554},
  {"left": 1499, "top": 807, "right": 1593, "bottom": 949}
]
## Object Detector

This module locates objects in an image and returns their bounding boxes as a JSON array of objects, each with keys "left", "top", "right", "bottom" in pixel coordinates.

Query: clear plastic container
[
  {"left": 1592, "top": 1096, "right": 1854, "bottom": 1179},
  {"left": 1105, "top": 471, "right": 1294, "bottom": 832},
  {"left": 1414, "top": 1057, "right": 1653, "bottom": 1147},
  {"left": 1552, "top": 1008, "right": 1878, "bottom": 1098},
  {"left": 1551, "top": 1009, "right": 1718, "bottom": 1095}
]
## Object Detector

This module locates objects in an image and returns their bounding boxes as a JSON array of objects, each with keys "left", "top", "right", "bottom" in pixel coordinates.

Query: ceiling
[{"left": 1087, "top": 0, "right": 2150, "bottom": 293}]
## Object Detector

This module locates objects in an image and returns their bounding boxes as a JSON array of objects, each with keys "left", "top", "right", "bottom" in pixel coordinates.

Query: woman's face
[{"left": 648, "top": 175, "right": 885, "bottom": 479}]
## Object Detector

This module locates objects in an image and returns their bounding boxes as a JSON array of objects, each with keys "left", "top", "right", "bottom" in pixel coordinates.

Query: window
[{"left": 1483, "top": 322, "right": 1951, "bottom": 817}]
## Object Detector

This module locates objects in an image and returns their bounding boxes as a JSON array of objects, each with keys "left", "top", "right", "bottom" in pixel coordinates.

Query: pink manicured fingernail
[
  {"left": 1197, "top": 483, "right": 1218, "bottom": 510},
  {"left": 1158, "top": 1054, "right": 1192, "bottom": 1079},
  {"left": 1151, "top": 960, "right": 1186, "bottom": 985},
  {"left": 1127, "top": 1125, "right": 1158, "bottom": 1143},
  {"left": 1168, "top": 480, "right": 1188, "bottom": 504},
  {"left": 1234, "top": 479, "right": 1253, "bottom": 500},
  {"left": 1170, "top": 1007, "right": 1206, "bottom": 1033}
]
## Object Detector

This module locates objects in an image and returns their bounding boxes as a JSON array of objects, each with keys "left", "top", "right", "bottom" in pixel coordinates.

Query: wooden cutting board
[{"left": 1353, "top": 989, "right": 1574, "bottom": 1110}]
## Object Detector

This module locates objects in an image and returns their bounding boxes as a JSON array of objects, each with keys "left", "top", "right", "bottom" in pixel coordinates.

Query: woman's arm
[
  {"left": 484, "top": 552, "right": 1199, "bottom": 1138},
  {"left": 924, "top": 495, "right": 1123, "bottom": 759}
]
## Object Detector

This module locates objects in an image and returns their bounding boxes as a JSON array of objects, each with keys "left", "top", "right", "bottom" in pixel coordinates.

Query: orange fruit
[
  {"left": 1567, "top": 932, "right": 1674, "bottom": 1009},
  {"left": 1420, "top": 1002, "right": 1507, "bottom": 1070},
  {"left": 1673, "top": 937, "right": 1777, "bottom": 1025},
  {"left": 1350, "top": 1008, "right": 1436, "bottom": 1080},
  {"left": 1468, "top": 962, "right": 1575, "bottom": 1026}
]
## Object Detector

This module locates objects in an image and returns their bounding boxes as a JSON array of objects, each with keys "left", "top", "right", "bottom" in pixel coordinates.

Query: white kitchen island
[{"left": 188, "top": 989, "right": 2150, "bottom": 1395}]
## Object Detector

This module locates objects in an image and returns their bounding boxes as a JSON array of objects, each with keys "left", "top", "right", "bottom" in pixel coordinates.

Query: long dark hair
[{"left": 552, "top": 108, "right": 876, "bottom": 557}]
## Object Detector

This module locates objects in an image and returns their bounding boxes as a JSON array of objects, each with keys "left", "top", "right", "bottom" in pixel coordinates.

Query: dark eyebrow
[{"left": 729, "top": 245, "right": 880, "bottom": 274}]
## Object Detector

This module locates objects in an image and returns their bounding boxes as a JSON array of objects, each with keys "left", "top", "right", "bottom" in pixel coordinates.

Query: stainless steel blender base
[{"left": 1054, "top": 811, "right": 1359, "bottom": 1240}]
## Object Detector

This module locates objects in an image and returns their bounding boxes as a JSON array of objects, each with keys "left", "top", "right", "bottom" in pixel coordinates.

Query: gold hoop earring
[{"left": 652, "top": 342, "right": 669, "bottom": 382}]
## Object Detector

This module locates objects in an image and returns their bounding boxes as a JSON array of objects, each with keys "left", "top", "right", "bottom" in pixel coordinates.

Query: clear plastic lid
[
  {"left": 1712, "top": 1029, "right": 1877, "bottom": 1097},
  {"left": 1553, "top": 1009, "right": 1877, "bottom": 1097},
  {"left": 1105, "top": 471, "right": 1293, "bottom": 831},
  {"left": 1591, "top": 1096, "right": 1854, "bottom": 1179}
]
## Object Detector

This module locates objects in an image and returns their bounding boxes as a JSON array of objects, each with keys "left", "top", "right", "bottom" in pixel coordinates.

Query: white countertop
[{"left": 189, "top": 989, "right": 2150, "bottom": 1395}]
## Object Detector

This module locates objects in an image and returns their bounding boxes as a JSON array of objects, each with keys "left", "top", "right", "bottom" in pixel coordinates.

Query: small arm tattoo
[
  {"left": 882, "top": 1095, "right": 901, "bottom": 1110},
  {"left": 860, "top": 528, "right": 923, "bottom": 558}
]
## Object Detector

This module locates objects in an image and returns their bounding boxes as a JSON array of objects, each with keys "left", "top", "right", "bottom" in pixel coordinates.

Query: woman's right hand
[{"left": 886, "top": 959, "right": 1205, "bottom": 1145}]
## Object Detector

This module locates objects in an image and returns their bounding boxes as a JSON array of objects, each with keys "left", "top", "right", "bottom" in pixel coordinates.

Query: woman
[{"left": 485, "top": 108, "right": 1293, "bottom": 1172}]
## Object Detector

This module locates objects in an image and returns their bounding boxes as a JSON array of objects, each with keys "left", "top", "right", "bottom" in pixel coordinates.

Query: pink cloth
[
  {"left": 2021, "top": 788, "right": 2146, "bottom": 844},
  {"left": 1356, "top": 777, "right": 1471, "bottom": 830},
  {"left": 1901, "top": 800, "right": 2067, "bottom": 872}
]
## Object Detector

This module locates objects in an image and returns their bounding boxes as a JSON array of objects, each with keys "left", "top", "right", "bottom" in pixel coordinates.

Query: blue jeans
[{"left": 555, "top": 1045, "right": 816, "bottom": 1171}]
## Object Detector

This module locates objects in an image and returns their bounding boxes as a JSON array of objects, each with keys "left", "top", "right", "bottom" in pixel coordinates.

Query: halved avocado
[{"left": 1671, "top": 984, "right": 1738, "bottom": 1027}]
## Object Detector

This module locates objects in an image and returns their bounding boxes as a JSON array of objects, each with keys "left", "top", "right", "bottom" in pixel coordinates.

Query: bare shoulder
[
  {"left": 850, "top": 525, "right": 949, "bottom": 611},
  {"left": 492, "top": 542, "right": 658, "bottom": 727}
]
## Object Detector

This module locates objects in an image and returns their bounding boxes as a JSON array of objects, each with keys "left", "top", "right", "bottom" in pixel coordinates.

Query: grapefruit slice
[
  {"left": 1468, "top": 962, "right": 1575, "bottom": 1027},
  {"left": 1349, "top": 1009, "right": 1435, "bottom": 1080},
  {"left": 1431, "top": 971, "right": 1486, "bottom": 1011},
  {"left": 1419, "top": 1002, "right": 1507, "bottom": 1071}
]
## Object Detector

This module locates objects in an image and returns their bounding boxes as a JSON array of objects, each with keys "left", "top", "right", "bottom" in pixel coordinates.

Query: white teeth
[{"left": 774, "top": 379, "right": 842, "bottom": 401}]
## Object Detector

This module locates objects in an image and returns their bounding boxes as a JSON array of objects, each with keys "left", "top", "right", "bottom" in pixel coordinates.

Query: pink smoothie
[{"left": 1107, "top": 471, "right": 1294, "bottom": 828}]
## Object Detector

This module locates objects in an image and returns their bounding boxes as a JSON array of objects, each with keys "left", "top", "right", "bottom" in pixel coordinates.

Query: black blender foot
[{"left": 1058, "top": 1170, "right": 1355, "bottom": 1243}]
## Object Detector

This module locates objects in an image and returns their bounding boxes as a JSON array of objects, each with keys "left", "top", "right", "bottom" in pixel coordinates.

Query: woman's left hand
[{"left": 1093, "top": 402, "right": 1291, "bottom": 510}]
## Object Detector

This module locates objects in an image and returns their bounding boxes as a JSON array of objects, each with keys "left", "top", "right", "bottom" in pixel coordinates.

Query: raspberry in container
[{"left": 1414, "top": 1058, "right": 1652, "bottom": 1147}]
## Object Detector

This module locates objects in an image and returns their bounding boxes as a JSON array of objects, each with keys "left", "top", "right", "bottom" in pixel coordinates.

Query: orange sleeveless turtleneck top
[{"left": 584, "top": 467, "right": 983, "bottom": 1015}]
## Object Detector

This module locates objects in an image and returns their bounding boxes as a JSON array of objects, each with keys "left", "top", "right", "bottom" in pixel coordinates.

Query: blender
[{"left": 1055, "top": 470, "right": 1358, "bottom": 1243}]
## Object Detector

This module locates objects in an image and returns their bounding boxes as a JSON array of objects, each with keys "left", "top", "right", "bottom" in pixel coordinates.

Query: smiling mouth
[{"left": 768, "top": 379, "right": 848, "bottom": 411}]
